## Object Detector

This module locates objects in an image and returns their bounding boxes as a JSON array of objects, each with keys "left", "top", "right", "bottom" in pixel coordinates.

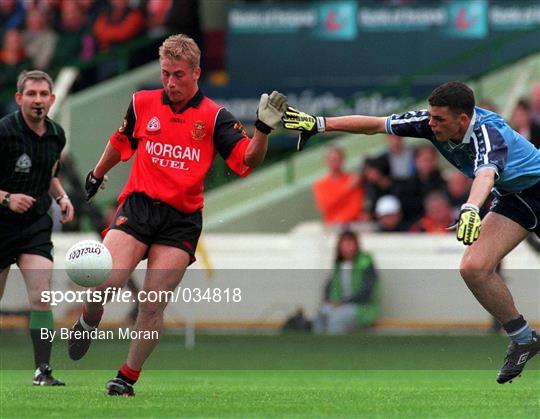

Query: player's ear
[
  {"left": 193, "top": 66, "right": 201, "bottom": 81},
  {"left": 459, "top": 113, "right": 469, "bottom": 127},
  {"left": 14, "top": 91, "right": 22, "bottom": 106}
]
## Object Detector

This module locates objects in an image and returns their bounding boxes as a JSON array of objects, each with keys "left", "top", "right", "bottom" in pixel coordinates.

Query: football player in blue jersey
[{"left": 282, "top": 81, "right": 540, "bottom": 384}]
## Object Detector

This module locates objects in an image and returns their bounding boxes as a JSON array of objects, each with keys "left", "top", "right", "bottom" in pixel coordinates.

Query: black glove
[{"left": 85, "top": 170, "right": 107, "bottom": 202}]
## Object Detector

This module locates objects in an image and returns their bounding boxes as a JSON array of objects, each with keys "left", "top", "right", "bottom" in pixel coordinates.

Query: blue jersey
[{"left": 385, "top": 107, "right": 540, "bottom": 193}]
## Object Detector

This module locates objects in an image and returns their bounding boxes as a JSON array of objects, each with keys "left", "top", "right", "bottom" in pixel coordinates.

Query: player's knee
[
  {"left": 29, "top": 294, "right": 50, "bottom": 310},
  {"left": 459, "top": 256, "right": 494, "bottom": 283}
]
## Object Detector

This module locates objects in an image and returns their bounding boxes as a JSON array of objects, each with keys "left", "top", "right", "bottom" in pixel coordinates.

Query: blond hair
[
  {"left": 17, "top": 70, "right": 54, "bottom": 93},
  {"left": 159, "top": 34, "right": 201, "bottom": 69}
]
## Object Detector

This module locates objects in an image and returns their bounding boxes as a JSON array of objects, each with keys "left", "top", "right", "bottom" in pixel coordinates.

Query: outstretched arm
[
  {"left": 282, "top": 107, "right": 387, "bottom": 150},
  {"left": 325, "top": 115, "right": 387, "bottom": 135}
]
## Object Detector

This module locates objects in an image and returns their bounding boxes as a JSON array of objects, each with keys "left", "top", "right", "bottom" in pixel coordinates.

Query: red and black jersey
[{"left": 109, "top": 89, "right": 252, "bottom": 213}]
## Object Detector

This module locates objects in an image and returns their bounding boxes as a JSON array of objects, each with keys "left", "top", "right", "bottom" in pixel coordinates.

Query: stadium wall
[{"left": 1, "top": 224, "right": 538, "bottom": 331}]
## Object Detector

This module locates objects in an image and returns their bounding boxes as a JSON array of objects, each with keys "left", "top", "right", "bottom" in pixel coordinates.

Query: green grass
[{"left": 1, "top": 333, "right": 539, "bottom": 418}]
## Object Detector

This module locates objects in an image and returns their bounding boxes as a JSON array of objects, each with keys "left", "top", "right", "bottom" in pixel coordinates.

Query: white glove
[{"left": 255, "top": 91, "right": 288, "bottom": 134}]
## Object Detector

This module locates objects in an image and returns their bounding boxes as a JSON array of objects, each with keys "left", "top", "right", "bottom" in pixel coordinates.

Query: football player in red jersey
[{"left": 67, "top": 34, "right": 287, "bottom": 396}]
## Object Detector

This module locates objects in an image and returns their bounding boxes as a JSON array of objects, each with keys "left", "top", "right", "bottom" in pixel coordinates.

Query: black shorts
[
  {"left": 106, "top": 192, "right": 202, "bottom": 264},
  {"left": 0, "top": 213, "right": 53, "bottom": 270},
  {"left": 491, "top": 181, "right": 540, "bottom": 238}
]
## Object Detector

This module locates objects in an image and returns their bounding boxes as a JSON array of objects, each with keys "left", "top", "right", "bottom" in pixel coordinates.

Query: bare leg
[
  {"left": 85, "top": 229, "right": 148, "bottom": 314},
  {"left": 125, "top": 244, "right": 190, "bottom": 370},
  {"left": 18, "top": 254, "right": 53, "bottom": 311},
  {"left": 460, "top": 212, "right": 529, "bottom": 324},
  {"left": 18, "top": 254, "right": 65, "bottom": 382}
]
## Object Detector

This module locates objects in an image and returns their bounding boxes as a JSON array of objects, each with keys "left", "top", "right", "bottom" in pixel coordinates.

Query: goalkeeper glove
[
  {"left": 255, "top": 91, "right": 288, "bottom": 135},
  {"left": 451, "top": 203, "right": 481, "bottom": 245},
  {"left": 85, "top": 170, "right": 107, "bottom": 202},
  {"left": 281, "top": 106, "right": 326, "bottom": 151}
]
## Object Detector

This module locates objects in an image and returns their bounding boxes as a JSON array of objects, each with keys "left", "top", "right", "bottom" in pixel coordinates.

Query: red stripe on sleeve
[
  {"left": 109, "top": 132, "right": 136, "bottom": 161},
  {"left": 225, "top": 137, "right": 252, "bottom": 177}
]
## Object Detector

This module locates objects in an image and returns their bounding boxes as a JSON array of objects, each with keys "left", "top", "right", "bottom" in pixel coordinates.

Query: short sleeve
[
  {"left": 472, "top": 124, "right": 508, "bottom": 177},
  {"left": 386, "top": 110, "right": 434, "bottom": 140},
  {"left": 213, "top": 108, "right": 252, "bottom": 177},
  {"left": 109, "top": 101, "right": 138, "bottom": 162}
]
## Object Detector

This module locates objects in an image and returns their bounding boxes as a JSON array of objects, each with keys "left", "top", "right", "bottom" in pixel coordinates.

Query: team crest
[
  {"left": 14, "top": 153, "right": 32, "bottom": 173},
  {"left": 191, "top": 120, "right": 206, "bottom": 140},
  {"left": 115, "top": 216, "right": 128, "bottom": 226},
  {"left": 233, "top": 121, "right": 247, "bottom": 137},
  {"left": 146, "top": 116, "right": 161, "bottom": 132}
]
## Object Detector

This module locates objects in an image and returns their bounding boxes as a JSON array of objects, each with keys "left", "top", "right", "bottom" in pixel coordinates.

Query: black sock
[
  {"left": 116, "top": 363, "right": 140, "bottom": 385},
  {"left": 30, "top": 329, "right": 52, "bottom": 368},
  {"left": 502, "top": 315, "right": 526, "bottom": 334}
]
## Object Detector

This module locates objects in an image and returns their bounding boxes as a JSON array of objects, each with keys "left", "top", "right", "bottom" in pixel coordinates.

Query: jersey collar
[
  {"left": 15, "top": 110, "right": 53, "bottom": 137},
  {"left": 162, "top": 89, "right": 204, "bottom": 113},
  {"left": 460, "top": 109, "right": 477, "bottom": 144}
]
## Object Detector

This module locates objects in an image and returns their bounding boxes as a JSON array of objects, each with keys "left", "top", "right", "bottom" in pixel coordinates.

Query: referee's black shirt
[{"left": 0, "top": 110, "right": 66, "bottom": 223}]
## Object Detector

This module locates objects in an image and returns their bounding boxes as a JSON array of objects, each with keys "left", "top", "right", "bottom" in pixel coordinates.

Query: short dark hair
[
  {"left": 17, "top": 70, "right": 53, "bottom": 93},
  {"left": 428, "top": 81, "right": 475, "bottom": 118}
]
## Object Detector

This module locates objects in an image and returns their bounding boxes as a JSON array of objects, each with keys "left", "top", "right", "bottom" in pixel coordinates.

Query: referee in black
[{"left": 0, "top": 70, "right": 74, "bottom": 386}]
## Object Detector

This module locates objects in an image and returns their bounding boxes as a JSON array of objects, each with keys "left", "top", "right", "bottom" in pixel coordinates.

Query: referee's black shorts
[
  {"left": 105, "top": 192, "right": 202, "bottom": 264},
  {"left": 0, "top": 213, "right": 54, "bottom": 270},
  {"left": 491, "top": 181, "right": 540, "bottom": 238}
]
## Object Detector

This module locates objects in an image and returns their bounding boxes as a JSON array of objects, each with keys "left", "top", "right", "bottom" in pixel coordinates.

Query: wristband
[
  {"left": 55, "top": 194, "right": 69, "bottom": 204},
  {"left": 1, "top": 193, "right": 10, "bottom": 207},
  {"left": 254, "top": 119, "right": 272, "bottom": 135},
  {"left": 461, "top": 203, "right": 479, "bottom": 212},
  {"left": 315, "top": 116, "right": 326, "bottom": 133}
]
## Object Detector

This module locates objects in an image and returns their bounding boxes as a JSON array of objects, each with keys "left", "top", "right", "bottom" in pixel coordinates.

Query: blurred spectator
[
  {"left": 511, "top": 98, "right": 540, "bottom": 149},
  {"left": 444, "top": 170, "right": 471, "bottom": 219},
  {"left": 0, "top": 28, "right": 29, "bottom": 90},
  {"left": 399, "top": 145, "right": 447, "bottom": 222},
  {"left": 92, "top": 0, "right": 145, "bottom": 80},
  {"left": 92, "top": 0, "right": 144, "bottom": 53},
  {"left": 76, "top": 0, "right": 101, "bottom": 22},
  {"left": 146, "top": 0, "right": 172, "bottom": 38},
  {"left": 410, "top": 191, "right": 453, "bottom": 233},
  {"left": 23, "top": 7, "right": 58, "bottom": 70},
  {"left": 312, "top": 231, "right": 380, "bottom": 334},
  {"left": 479, "top": 98, "right": 498, "bottom": 113},
  {"left": 313, "top": 147, "right": 367, "bottom": 225},
  {"left": 52, "top": 0, "right": 95, "bottom": 67},
  {"left": 361, "top": 156, "right": 398, "bottom": 219},
  {"left": 377, "top": 134, "right": 414, "bottom": 180},
  {"left": 0, "top": 0, "right": 25, "bottom": 40},
  {"left": 374, "top": 194, "right": 410, "bottom": 232},
  {"left": 146, "top": 0, "right": 200, "bottom": 39},
  {"left": 530, "top": 81, "right": 540, "bottom": 124},
  {"left": 137, "top": 0, "right": 202, "bottom": 73}
]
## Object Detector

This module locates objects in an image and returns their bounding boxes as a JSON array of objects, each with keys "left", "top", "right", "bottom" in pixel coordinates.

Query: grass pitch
[{"left": 1, "top": 333, "right": 539, "bottom": 418}]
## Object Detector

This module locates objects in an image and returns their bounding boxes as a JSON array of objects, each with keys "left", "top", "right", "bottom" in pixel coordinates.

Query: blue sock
[{"left": 503, "top": 315, "right": 533, "bottom": 344}]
